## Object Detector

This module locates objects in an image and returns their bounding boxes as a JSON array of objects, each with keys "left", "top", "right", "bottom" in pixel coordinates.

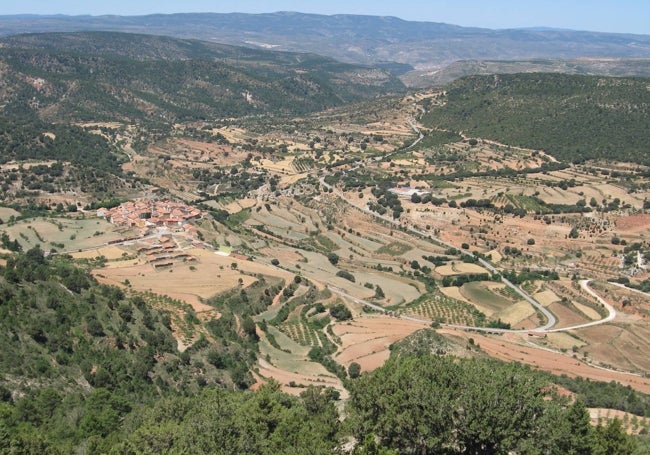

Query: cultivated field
[
  {"left": 95, "top": 247, "right": 292, "bottom": 312},
  {"left": 332, "top": 315, "right": 426, "bottom": 372},
  {"left": 443, "top": 328, "right": 650, "bottom": 394}
]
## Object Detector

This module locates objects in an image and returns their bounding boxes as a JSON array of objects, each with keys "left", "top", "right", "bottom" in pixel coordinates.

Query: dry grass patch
[
  {"left": 495, "top": 300, "right": 538, "bottom": 328},
  {"left": 440, "top": 286, "right": 473, "bottom": 305},
  {"left": 544, "top": 332, "right": 587, "bottom": 351},
  {"left": 435, "top": 265, "right": 458, "bottom": 276},
  {"left": 95, "top": 247, "right": 291, "bottom": 309},
  {"left": 259, "top": 158, "right": 297, "bottom": 174},
  {"left": 578, "top": 321, "right": 650, "bottom": 375},
  {"left": 279, "top": 172, "right": 308, "bottom": 186},
  {"left": 533, "top": 290, "right": 560, "bottom": 307},
  {"left": 223, "top": 198, "right": 257, "bottom": 214},
  {"left": 71, "top": 245, "right": 128, "bottom": 260},
  {"left": 0, "top": 207, "right": 21, "bottom": 219},
  {"left": 572, "top": 301, "right": 602, "bottom": 320},
  {"left": 453, "top": 262, "right": 490, "bottom": 274}
]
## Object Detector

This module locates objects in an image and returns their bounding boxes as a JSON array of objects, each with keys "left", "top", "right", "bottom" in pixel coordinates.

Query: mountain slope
[
  {"left": 421, "top": 73, "right": 650, "bottom": 164},
  {"left": 0, "top": 31, "right": 404, "bottom": 124}
]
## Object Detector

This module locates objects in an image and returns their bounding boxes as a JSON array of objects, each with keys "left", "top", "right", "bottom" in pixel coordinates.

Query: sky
[{"left": 1, "top": 0, "right": 649, "bottom": 35}]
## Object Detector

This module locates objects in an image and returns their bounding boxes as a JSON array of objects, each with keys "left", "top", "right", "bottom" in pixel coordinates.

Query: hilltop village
[{"left": 97, "top": 200, "right": 202, "bottom": 230}]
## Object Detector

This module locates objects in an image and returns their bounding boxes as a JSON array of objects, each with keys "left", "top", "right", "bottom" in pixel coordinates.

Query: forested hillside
[
  {"left": 0, "top": 248, "right": 278, "bottom": 452},
  {"left": 347, "top": 355, "right": 639, "bottom": 454},
  {"left": 0, "top": 118, "right": 121, "bottom": 171},
  {"left": 0, "top": 32, "right": 404, "bottom": 125},
  {"left": 422, "top": 73, "right": 650, "bottom": 165}
]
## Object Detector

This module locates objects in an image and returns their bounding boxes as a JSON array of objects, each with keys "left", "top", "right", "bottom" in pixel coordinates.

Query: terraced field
[
  {"left": 460, "top": 281, "right": 514, "bottom": 315},
  {"left": 405, "top": 292, "right": 486, "bottom": 326},
  {"left": 279, "top": 315, "right": 330, "bottom": 347}
]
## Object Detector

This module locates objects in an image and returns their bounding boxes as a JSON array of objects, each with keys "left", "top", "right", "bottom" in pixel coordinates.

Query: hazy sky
[{"left": 2, "top": 0, "right": 649, "bottom": 35}]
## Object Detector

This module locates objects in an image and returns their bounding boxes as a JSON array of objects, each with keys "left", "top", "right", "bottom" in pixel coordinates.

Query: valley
[
  {"left": 4, "top": 86, "right": 648, "bottom": 394},
  {"left": 0, "top": 28, "right": 649, "bottom": 453}
]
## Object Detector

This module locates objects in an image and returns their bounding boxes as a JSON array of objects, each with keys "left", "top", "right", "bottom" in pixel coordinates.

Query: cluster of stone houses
[
  {"left": 135, "top": 235, "right": 198, "bottom": 269},
  {"left": 97, "top": 200, "right": 202, "bottom": 228}
]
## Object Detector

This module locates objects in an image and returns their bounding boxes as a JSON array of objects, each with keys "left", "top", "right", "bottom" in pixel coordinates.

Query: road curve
[
  {"left": 608, "top": 281, "right": 650, "bottom": 298},
  {"left": 329, "top": 286, "right": 535, "bottom": 334},
  {"left": 320, "top": 176, "right": 557, "bottom": 332},
  {"left": 545, "top": 280, "right": 616, "bottom": 333},
  {"left": 329, "top": 280, "right": 617, "bottom": 335}
]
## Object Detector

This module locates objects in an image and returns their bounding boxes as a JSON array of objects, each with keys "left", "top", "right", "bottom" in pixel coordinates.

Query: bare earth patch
[
  {"left": 333, "top": 315, "right": 426, "bottom": 372},
  {"left": 616, "top": 213, "right": 650, "bottom": 234},
  {"left": 254, "top": 358, "right": 346, "bottom": 398},
  {"left": 442, "top": 329, "right": 650, "bottom": 394}
]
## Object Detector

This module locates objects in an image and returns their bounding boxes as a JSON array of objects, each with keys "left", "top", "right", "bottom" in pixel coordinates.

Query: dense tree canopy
[
  {"left": 347, "top": 354, "right": 637, "bottom": 455},
  {"left": 115, "top": 381, "right": 341, "bottom": 455},
  {"left": 422, "top": 73, "right": 650, "bottom": 165}
]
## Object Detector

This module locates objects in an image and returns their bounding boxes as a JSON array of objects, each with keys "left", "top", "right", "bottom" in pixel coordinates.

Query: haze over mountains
[{"left": 2, "top": 12, "right": 650, "bottom": 78}]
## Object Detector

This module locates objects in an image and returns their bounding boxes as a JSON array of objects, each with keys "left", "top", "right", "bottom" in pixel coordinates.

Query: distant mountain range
[
  {"left": 2, "top": 12, "right": 650, "bottom": 67},
  {"left": 1, "top": 12, "right": 650, "bottom": 86}
]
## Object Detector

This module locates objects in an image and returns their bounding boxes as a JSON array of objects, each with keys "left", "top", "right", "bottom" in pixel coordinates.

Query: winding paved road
[
  {"left": 329, "top": 279, "right": 616, "bottom": 335},
  {"left": 542, "top": 280, "right": 616, "bottom": 333},
  {"left": 319, "top": 176, "right": 561, "bottom": 333}
]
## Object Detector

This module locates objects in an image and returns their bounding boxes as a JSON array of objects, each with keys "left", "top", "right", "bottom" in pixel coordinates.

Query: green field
[
  {"left": 492, "top": 194, "right": 548, "bottom": 213},
  {"left": 460, "top": 282, "right": 514, "bottom": 315},
  {"left": 376, "top": 241, "right": 412, "bottom": 256},
  {"left": 315, "top": 234, "right": 339, "bottom": 252}
]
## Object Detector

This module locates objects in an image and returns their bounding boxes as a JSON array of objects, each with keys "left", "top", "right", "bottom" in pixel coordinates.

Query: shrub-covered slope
[
  {"left": 0, "top": 32, "right": 405, "bottom": 125},
  {"left": 422, "top": 73, "right": 650, "bottom": 165}
]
